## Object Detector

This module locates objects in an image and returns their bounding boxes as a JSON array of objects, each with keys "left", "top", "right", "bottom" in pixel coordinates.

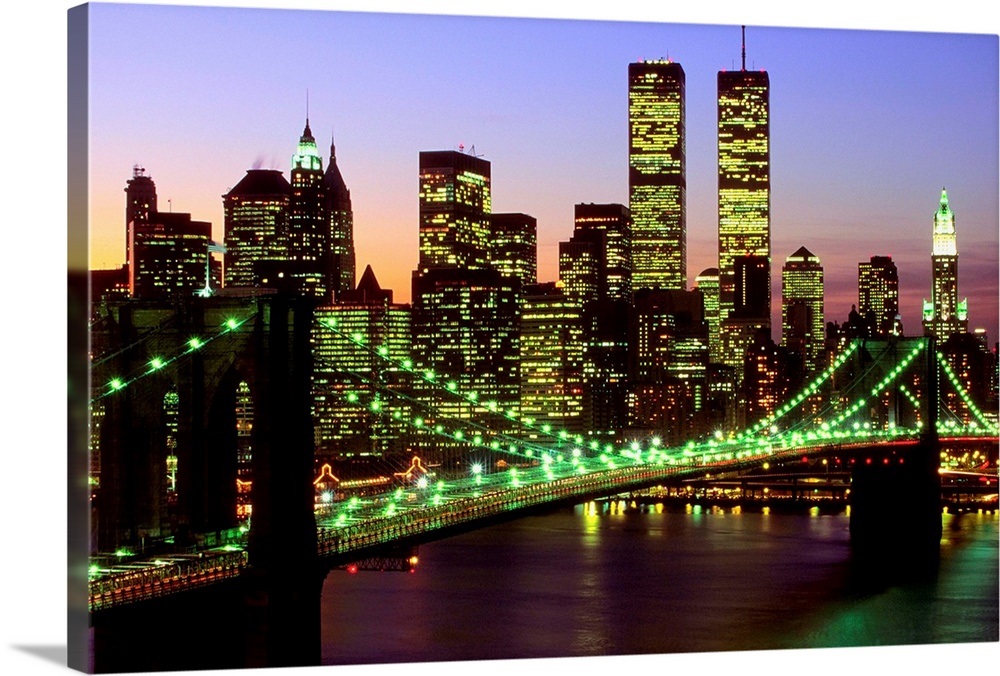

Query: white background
[{"left": 1, "top": 1, "right": 997, "bottom": 675}]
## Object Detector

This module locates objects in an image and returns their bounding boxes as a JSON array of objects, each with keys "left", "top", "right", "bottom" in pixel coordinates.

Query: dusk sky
[
  {"left": 0, "top": 3, "right": 997, "bottom": 676},
  {"left": 85, "top": 2, "right": 998, "bottom": 339}
]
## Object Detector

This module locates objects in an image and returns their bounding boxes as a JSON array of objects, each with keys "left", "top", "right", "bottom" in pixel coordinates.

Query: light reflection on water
[{"left": 320, "top": 506, "right": 998, "bottom": 665}]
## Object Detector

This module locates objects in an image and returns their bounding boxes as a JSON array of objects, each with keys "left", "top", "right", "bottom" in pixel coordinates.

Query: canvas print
[{"left": 68, "top": 2, "right": 999, "bottom": 673}]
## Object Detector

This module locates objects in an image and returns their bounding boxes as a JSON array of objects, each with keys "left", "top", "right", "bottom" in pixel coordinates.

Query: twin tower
[{"left": 628, "top": 41, "right": 770, "bottom": 367}]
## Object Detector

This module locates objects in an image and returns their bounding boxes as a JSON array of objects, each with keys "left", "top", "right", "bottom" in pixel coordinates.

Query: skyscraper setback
[
  {"left": 628, "top": 60, "right": 686, "bottom": 291},
  {"left": 923, "top": 189, "right": 968, "bottom": 341},
  {"left": 717, "top": 29, "right": 770, "bottom": 338}
]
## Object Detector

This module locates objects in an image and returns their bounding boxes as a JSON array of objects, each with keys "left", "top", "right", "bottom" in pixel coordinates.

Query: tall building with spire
[
  {"left": 324, "top": 133, "right": 356, "bottom": 297},
  {"left": 923, "top": 188, "right": 968, "bottom": 340},
  {"left": 628, "top": 60, "right": 686, "bottom": 292},
  {"left": 718, "top": 28, "right": 770, "bottom": 343},
  {"left": 285, "top": 117, "right": 330, "bottom": 299}
]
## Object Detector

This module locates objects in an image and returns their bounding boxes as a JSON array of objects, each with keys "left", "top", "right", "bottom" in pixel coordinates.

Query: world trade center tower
[
  {"left": 628, "top": 59, "right": 686, "bottom": 292},
  {"left": 717, "top": 30, "right": 770, "bottom": 334}
]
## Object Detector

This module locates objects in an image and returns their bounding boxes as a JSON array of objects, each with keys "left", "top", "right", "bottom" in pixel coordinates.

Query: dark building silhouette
[
  {"left": 128, "top": 212, "right": 212, "bottom": 299},
  {"left": 573, "top": 203, "right": 632, "bottom": 301},
  {"left": 124, "top": 165, "right": 158, "bottom": 270},
  {"left": 323, "top": 133, "right": 356, "bottom": 297},
  {"left": 628, "top": 289, "right": 709, "bottom": 440}
]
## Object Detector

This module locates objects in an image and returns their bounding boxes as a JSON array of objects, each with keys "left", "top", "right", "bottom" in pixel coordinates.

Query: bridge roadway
[{"left": 88, "top": 432, "right": 997, "bottom": 612}]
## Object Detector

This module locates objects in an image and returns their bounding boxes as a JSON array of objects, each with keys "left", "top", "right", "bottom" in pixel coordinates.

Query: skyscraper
[
  {"left": 312, "top": 266, "right": 411, "bottom": 461},
  {"left": 923, "top": 189, "right": 968, "bottom": 340},
  {"left": 718, "top": 29, "right": 770, "bottom": 337},
  {"left": 323, "top": 133, "right": 356, "bottom": 297},
  {"left": 124, "top": 165, "right": 157, "bottom": 270},
  {"left": 128, "top": 211, "right": 212, "bottom": 298},
  {"left": 694, "top": 268, "right": 721, "bottom": 363},
  {"left": 628, "top": 60, "right": 686, "bottom": 291},
  {"left": 287, "top": 118, "right": 331, "bottom": 299},
  {"left": 520, "top": 282, "right": 587, "bottom": 437},
  {"left": 573, "top": 203, "right": 632, "bottom": 301},
  {"left": 418, "top": 150, "right": 492, "bottom": 271},
  {"left": 858, "top": 255, "right": 900, "bottom": 337},
  {"left": 489, "top": 212, "right": 537, "bottom": 289},
  {"left": 781, "top": 246, "right": 824, "bottom": 376},
  {"left": 223, "top": 169, "right": 291, "bottom": 288}
]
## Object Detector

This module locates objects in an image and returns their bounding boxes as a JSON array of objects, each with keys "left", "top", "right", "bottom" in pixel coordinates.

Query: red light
[
  {"left": 866, "top": 458, "right": 872, "bottom": 465},
  {"left": 883, "top": 458, "right": 889, "bottom": 465},
  {"left": 347, "top": 564, "right": 358, "bottom": 574}
]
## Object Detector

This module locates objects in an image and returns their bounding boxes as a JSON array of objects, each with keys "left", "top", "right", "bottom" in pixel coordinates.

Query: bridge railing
[{"left": 89, "top": 550, "right": 248, "bottom": 611}]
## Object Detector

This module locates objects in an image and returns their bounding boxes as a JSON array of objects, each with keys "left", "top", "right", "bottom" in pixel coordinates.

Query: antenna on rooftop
[{"left": 741, "top": 25, "right": 746, "bottom": 71}]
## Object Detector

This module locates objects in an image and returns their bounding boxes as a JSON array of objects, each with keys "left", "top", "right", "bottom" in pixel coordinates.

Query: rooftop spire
[{"left": 741, "top": 25, "right": 746, "bottom": 71}]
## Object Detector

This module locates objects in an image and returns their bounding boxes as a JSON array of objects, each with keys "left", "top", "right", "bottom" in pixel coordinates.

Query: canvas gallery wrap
[{"left": 67, "top": 2, "right": 999, "bottom": 674}]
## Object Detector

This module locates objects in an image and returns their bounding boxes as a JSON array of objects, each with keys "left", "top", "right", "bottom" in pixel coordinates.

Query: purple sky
[{"left": 85, "top": 1, "right": 999, "bottom": 341}]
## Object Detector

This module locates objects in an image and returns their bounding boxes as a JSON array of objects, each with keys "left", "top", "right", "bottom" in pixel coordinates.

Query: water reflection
[{"left": 321, "top": 507, "right": 997, "bottom": 665}]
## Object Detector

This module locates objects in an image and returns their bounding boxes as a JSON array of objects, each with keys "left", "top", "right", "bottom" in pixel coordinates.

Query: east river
[{"left": 320, "top": 503, "right": 998, "bottom": 666}]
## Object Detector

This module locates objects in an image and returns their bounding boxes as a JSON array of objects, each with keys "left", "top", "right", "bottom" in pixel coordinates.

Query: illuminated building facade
[
  {"left": 628, "top": 60, "right": 686, "bottom": 291},
  {"left": 411, "top": 267, "right": 520, "bottom": 464},
  {"left": 559, "top": 235, "right": 603, "bottom": 307},
  {"left": 312, "top": 266, "right": 412, "bottom": 461},
  {"left": 559, "top": 224, "right": 629, "bottom": 440},
  {"left": 781, "top": 246, "right": 824, "bottom": 376},
  {"left": 520, "top": 283, "right": 587, "bottom": 436},
  {"left": 718, "top": 46, "right": 770, "bottom": 342},
  {"left": 858, "top": 255, "right": 901, "bottom": 337},
  {"left": 124, "top": 165, "right": 157, "bottom": 270},
  {"left": 574, "top": 203, "right": 632, "bottom": 300},
  {"left": 489, "top": 212, "right": 537, "bottom": 289},
  {"left": 323, "top": 134, "right": 357, "bottom": 297},
  {"left": 418, "top": 150, "right": 492, "bottom": 271},
  {"left": 923, "top": 189, "right": 968, "bottom": 340},
  {"left": 694, "top": 268, "right": 721, "bottom": 364},
  {"left": 287, "top": 119, "right": 331, "bottom": 299},
  {"left": 223, "top": 169, "right": 291, "bottom": 288},
  {"left": 128, "top": 211, "right": 212, "bottom": 298}
]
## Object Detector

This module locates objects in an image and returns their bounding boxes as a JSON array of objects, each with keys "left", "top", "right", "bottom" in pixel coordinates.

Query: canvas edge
[{"left": 68, "top": 3, "right": 92, "bottom": 673}]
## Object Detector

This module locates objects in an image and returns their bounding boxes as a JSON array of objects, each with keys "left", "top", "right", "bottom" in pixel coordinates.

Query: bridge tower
[
  {"left": 91, "top": 292, "right": 323, "bottom": 668},
  {"left": 844, "top": 336, "right": 941, "bottom": 562}
]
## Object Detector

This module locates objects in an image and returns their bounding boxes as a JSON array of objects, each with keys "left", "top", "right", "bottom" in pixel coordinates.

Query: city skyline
[{"left": 84, "top": 4, "right": 999, "bottom": 343}]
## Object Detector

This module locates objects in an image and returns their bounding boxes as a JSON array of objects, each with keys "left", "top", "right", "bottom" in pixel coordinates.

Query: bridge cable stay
[
  {"left": 90, "top": 313, "right": 258, "bottom": 403},
  {"left": 312, "top": 356, "right": 658, "bottom": 477},
  {"left": 934, "top": 352, "right": 998, "bottom": 432},
  {"left": 803, "top": 341, "right": 922, "bottom": 432},
  {"left": 732, "top": 341, "right": 863, "bottom": 441},
  {"left": 314, "top": 317, "right": 618, "bottom": 453},
  {"left": 773, "top": 340, "right": 920, "bottom": 439},
  {"left": 90, "top": 311, "right": 182, "bottom": 369}
]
